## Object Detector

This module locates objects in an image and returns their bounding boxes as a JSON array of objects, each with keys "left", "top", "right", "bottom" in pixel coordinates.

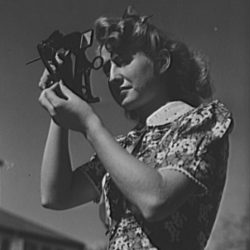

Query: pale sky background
[{"left": 0, "top": 0, "right": 249, "bottom": 248}]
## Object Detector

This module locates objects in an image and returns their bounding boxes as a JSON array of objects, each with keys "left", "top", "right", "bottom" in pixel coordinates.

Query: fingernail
[
  {"left": 59, "top": 80, "right": 64, "bottom": 86},
  {"left": 55, "top": 53, "right": 64, "bottom": 64}
]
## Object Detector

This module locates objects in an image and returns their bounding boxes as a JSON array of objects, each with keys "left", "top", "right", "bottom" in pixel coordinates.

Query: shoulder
[
  {"left": 157, "top": 100, "right": 233, "bottom": 194},
  {"left": 146, "top": 99, "right": 233, "bottom": 138},
  {"left": 178, "top": 99, "right": 233, "bottom": 139}
]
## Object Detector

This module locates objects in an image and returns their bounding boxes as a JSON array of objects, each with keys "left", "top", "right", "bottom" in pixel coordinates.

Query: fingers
[
  {"left": 55, "top": 50, "right": 73, "bottom": 83},
  {"left": 39, "top": 89, "right": 56, "bottom": 116},
  {"left": 38, "top": 64, "right": 57, "bottom": 90},
  {"left": 55, "top": 49, "right": 71, "bottom": 65},
  {"left": 39, "top": 82, "right": 65, "bottom": 116},
  {"left": 58, "top": 81, "right": 74, "bottom": 98},
  {"left": 46, "top": 83, "right": 65, "bottom": 107},
  {"left": 38, "top": 50, "right": 72, "bottom": 90}
]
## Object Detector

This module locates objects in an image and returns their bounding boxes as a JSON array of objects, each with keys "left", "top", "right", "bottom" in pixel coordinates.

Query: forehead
[{"left": 99, "top": 44, "right": 147, "bottom": 63}]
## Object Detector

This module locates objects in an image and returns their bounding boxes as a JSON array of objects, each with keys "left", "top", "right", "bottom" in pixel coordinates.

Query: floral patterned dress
[{"left": 82, "top": 100, "right": 233, "bottom": 250}]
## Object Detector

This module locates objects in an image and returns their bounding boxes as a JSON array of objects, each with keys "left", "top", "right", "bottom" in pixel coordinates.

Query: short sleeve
[
  {"left": 80, "top": 154, "right": 106, "bottom": 202},
  {"left": 158, "top": 100, "right": 233, "bottom": 195},
  {"left": 79, "top": 135, "right": 126, "bottom": 203}
]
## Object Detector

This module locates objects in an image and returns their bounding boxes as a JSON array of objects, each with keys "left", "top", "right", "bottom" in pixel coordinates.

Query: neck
[{"left": 133, "top": 96, "right": 170, "bottom": 124}]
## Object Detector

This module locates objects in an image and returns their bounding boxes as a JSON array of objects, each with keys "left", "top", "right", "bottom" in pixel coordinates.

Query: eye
[
  {"left": 102, "top": 60, "right": 111, "bottom": 77},
  {"left": 111, "top": 54, "right": 133, "bottom": 67}
]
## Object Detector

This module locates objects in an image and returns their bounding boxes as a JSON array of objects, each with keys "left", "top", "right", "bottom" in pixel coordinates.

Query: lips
[
  {"left": 108, "top": 79, "right": 132, "bottom": 105},
  {"left": 119, "top": 86, "right": 132, "bottom": 99},
  {"left": 120, "top": 87, "right": 131, "bottom": 93},
  {"left": 120, "top": 85, "right": 132, "bottom": 91}
]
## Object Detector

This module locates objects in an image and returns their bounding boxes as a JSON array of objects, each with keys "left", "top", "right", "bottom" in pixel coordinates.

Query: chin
[{"left": 120, "top": 99, "right": 136, "bottom": 110}]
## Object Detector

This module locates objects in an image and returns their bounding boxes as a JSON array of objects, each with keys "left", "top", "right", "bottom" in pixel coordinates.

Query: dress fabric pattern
[{"left": 82, "top": 100, "right": 233, "bottom": 250}]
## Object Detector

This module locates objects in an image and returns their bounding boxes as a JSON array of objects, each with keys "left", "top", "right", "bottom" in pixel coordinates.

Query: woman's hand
[
  {"left": 39, "top": 81, "right": 99, "bottom": 134},
  {"left": 38, "top": 49, "right": 72, "bottom": 91},
  {"left": 38, "top": 49, "right": 99, "bottom": 134}
]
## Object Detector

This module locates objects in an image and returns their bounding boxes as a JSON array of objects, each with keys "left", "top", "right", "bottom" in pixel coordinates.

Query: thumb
[{"left": 59, "top": 81, "right": 75, "bottom": 99}]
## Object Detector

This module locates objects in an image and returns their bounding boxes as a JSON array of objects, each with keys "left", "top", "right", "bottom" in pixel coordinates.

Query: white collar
[{"left": 146, "top": 101, "right": 194, "bottom": 127}]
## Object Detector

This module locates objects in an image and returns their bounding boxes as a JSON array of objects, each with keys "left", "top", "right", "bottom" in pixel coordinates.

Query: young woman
[{"left": 38, "top": 6, "right": 233, "bottom": 250}]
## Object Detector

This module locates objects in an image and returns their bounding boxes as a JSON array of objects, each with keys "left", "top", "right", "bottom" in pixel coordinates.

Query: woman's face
[{"left": 104, "top": 51, "right": 163, "bottom": 112}]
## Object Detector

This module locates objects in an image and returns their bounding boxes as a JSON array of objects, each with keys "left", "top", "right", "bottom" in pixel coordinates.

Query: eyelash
[
  {"left": 112, "top": 54, "right": 132, "bottom": 66},
  {"left": 102, "top": 55, "right": 133, "bottom": 77}
]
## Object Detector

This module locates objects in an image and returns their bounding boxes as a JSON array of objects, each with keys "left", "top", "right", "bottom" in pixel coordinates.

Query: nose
[
  {"left": 108, "top": 62, "right": 123, "bottom": 104},
  {"left": 109, "top": 61, "right": 123, "bottom": 83}
]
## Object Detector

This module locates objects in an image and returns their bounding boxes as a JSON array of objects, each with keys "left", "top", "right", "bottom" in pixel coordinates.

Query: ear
[{"left": 155, "top": 49, "right": 171, "bottom": 74}]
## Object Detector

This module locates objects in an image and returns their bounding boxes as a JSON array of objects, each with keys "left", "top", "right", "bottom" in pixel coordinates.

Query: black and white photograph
[{"left": 0, "top": 1, "right": 249, "bottom": 249}]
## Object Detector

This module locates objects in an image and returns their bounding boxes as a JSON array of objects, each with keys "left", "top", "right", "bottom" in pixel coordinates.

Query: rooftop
[{"left": 0, "top": 208, "right": 85, "bottom": 248}]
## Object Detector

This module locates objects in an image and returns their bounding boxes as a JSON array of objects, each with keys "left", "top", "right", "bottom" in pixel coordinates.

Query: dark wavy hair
[{"left": 94, "top": 7, "right": 213, "bottom": 108}]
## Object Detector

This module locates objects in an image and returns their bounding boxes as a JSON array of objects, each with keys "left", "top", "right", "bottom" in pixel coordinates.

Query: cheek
[{"left": 133, "top": 63, "right": 155, "bottom": 90}]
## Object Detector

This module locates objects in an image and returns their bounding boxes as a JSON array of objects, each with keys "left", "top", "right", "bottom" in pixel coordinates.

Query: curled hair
[{"left": 94, "top": 8, "right": 213, "bottom": 107}]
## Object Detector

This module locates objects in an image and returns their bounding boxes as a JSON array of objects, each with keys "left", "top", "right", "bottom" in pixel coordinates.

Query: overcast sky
[{"left": 0, "top": 0, "right": 249, "bottom": 248}]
